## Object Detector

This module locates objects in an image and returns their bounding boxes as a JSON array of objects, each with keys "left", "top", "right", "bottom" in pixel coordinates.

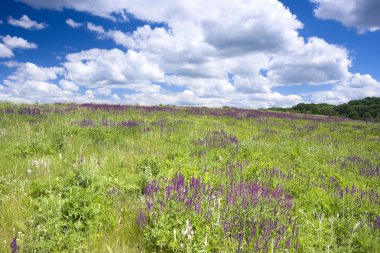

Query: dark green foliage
[{"left": 269, "top": 97, "right": 380, "bottom": 122}]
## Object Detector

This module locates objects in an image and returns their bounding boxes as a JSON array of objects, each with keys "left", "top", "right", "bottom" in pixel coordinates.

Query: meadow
[{"left": 0, "top": 103, "right": 379, "bottom": 253}]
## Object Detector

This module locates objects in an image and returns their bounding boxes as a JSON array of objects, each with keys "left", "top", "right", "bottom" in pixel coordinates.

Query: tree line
[{"left": 268, "top": 97, "right": 380, "bottom": 122}]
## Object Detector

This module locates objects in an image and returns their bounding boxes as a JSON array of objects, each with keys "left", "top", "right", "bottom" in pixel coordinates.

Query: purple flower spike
[
  {"left": 137, "top": 210, "right": 147, "bottom": 228},
  {"left": 10, "top": 236, "right": 18, "bottom": 253},
  {"left": 374, "top": 216, "right": 380, "bottom": 230}
]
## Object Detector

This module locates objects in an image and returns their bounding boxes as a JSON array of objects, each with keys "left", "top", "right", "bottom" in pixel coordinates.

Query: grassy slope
[{"left": 0, "top": 103, "right": 379, "bottom": 252}]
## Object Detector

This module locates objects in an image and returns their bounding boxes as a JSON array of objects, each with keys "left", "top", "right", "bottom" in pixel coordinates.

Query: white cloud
[
  {"left": 311, "top": 0, "right": 380, "bottom": 33},
  {"left": 0, "top": 35, "right": 37, "bottom": 58},
  {"left": 311, "top": 73, "right": 380, "bottom": 104},
  {"left": 0, "top": 63, "right": 126, "bottom": 104},
  {"left": 87, "top": 22, "right": 105, "bottom": 34},
  {"left": 2, "top": 35, "right": 37, "bottom": 49},
  {"left": 0, "top": 43, "right": 14, "bottom": 58},
  {"left": 0, "top": 62, "right": 74, "bottom": 102},
  {"left": 66, "top": 18, "right": 82, "bottom": 28},
  {"left": 96, "top": 87, "right": 112, "bottom": 96},
  {"left": 267, "top": 37, "right": 351, "bottom": 85},
  {"left": 8, "top": 15, "right": 46, "bottom": 30},
  {"left": 122, "top": 89, "right": 303, "bottom": 108},
  {"left": 16, "top": 0, "right": 131, "bottom": 20},
  {"left": 113, "top": 94, "right": 121, "bottom": 100},
  {"left": 59, "top": 79, "right": 79, "bottom": 91},
  {"left": 201, "top": 1, "right": 303, "bottom": 55},
  {"left": 63, "top": 48, "right": 164, "bottom": 88},
  {"left": 7, "top": 62, "right": 64, "bottom": 82}
]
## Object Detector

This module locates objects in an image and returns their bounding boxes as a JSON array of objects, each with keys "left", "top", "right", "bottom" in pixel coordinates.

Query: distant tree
[
  {"left": 348, "top": 109, "right": 360, "bottom": 120},
  {"left": 363, "top": 112, "right": 373, "bottom": 121},
  {"left": 266, "top": 97, "right": 380, "bottom": 121}
]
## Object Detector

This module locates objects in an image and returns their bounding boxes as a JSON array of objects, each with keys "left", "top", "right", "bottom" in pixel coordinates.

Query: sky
[{"left": 0, "top": 0, "right": 379, "bottom": 108}]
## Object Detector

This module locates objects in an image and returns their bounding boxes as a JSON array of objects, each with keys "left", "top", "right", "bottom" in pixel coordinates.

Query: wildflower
[
  {"left": 205, "top": 233, "right": 208, "bottom": 246},
  {"left": 182, "top": 220, "right": 194, "bottom": 240},
  {"left": 27, "top": 169, "right": 32, "bottom": 174},
  {"left": 137, "top": 210, "right": 147, "bottom": 228},
  {"left": 10, "top": 237, "right": 18, "bottom": 253},
  {"left": 173, "top": 229, "right": 177, "bottom": 242},
  {"left": 32, "top": 160, "right": 39, "bottom": 168}
]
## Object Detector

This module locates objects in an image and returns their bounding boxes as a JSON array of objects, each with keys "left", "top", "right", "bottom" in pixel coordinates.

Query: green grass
[{"left": 0, "top": 103, "right": 379, "bottom": 252}]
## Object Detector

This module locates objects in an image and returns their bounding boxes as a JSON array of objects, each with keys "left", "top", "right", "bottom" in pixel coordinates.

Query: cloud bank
[{"left": 2, "top": 0, "right": 379, "bottom": 107}]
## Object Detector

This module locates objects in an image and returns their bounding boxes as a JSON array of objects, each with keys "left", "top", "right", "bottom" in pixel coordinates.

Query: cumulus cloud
[
  {"left": 201, "top": 1, "right": 303, "bottom": 55},
  {"left": 0, "top": 62, "right": 125, "bottom": 104},
  {"left": 0, "top": 62, "right": 72, "bottom": 102},
  {"left": 7, "top": 62, "right": 64, "bottom": 82},
  {"left": 86, "top": 23, "right": 105, "bottom": 34},
  {"left": 96, "top": 87, "right": 112, "bottom": 96},
  {"left": 311, "top": 73, "right": 380, "bottom": 104},
  {"left": 7, "top": 15, "right": 46, "bottom": 30},
  {"left": 63, "top": 48, "right": 164, "bottom": 88},
  {"left": 59, "top": 79, "right": 79, "bottom": 91},
  {"left": 122, "top": 89, "right": 303, "bottom": 108},
  {"left": 2, "top": 35, "right": 37, "bottom": 49},
  {"left": 0, "top": 35, "right": 37, "bottom": 58},
  {"left": 16, "top": 0, "right": 131, "bottom": 20},
  {"left": 0, "top": 43, "right": 14, "bottom": 58},
  {"left": 311, "top": 0, "right": 380, "bottom": 33},
  {"left": 267, "top": 37, "right": 351, "bottom": 85},
  {"left": 66, "top": 18, "right": 82, "bottom": 28}
]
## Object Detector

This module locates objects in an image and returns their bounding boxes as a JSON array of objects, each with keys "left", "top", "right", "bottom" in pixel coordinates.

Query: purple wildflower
[
  {"left": 137, "top": 210, "right": 147, "bottom": 228},
  {"left": 10, "top": 236, "right": 18, "bottom": 253}
]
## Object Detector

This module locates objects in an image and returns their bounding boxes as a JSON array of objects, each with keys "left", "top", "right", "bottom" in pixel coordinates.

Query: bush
[{"left": 23, "top": 166, "right": 116, "bottom": 252}]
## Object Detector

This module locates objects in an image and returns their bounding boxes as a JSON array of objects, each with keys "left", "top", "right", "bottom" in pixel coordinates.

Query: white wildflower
[
  {"left": 353, "top": 222, "right": 360, "bottom": 231},
  {"left": 173, "top": 229, "right": 177, "bottom": 242},
  {"left": 182, "top": 220, "right": 194, "bottom": 240},
  {"left": 32, "top": 160, "right": 39, "bottom": 168}
]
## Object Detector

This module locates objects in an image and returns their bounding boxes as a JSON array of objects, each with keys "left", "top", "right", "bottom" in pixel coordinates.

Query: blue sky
[{"left": 0, "top": 0, "right": 379, "bottom": 108}]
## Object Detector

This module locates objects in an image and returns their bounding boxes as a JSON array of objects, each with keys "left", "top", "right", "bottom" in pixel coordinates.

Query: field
[{"left": 0, "top": 103, "right": 379, "bottom": 253}]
